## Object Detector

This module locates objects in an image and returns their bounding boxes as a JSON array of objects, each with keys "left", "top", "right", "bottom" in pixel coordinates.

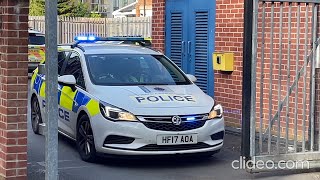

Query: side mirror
[
  {"left": 186, "top": 74, "right": 197, "bottom": 83},
  {"left": 58, "top": 75, "right": 76, "bottom": 91},
  {"left": 38, "top": 64, "right": 45, "bottom": 75}
]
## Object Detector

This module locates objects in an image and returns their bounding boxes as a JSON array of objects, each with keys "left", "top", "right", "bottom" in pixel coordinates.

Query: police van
[{"left": 30, "top": 36, "right": 225, "bottom": 162}]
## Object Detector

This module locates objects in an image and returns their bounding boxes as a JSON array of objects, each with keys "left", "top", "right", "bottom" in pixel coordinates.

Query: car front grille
[
  {"left": 142, "top": 121, "right": 206, "bottom": 131},
  {"left": 138, "top": 114, "right": 208, "bottom": 131}
]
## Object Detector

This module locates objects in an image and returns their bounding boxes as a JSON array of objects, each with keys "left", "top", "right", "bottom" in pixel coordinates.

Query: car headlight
[
  {"left": 99, "top": 102, "right": 138, "bottom": 122},
  {"left": 208, "top": 103, "right": 223, "bottom": 119}
]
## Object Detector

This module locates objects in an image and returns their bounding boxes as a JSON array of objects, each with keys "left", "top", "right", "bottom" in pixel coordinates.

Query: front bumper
[{"left": 90, "top": 114, "right": 225, "bottom": 156}]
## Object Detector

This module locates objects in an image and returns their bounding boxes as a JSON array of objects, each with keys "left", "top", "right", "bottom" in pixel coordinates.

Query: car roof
[
  {"left": 61, "top": 43, "right": 162, "bottom": 55},
  {"left": 28, "top": 29, "right": 44, "bottom": 35}
]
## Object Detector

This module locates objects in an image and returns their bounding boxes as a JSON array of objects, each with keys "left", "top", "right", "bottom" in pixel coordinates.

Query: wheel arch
[
  {"left": 31, "top": 93, "right": 38, "bottom": 102},
  {"left": 76, "top": 109, "right": 90, "bottom": 130},
  {"left": 77, "top": 110, "right": 87, "bottom": 123}
]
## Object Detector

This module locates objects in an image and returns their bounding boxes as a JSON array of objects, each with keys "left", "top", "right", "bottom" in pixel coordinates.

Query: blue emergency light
[
  {"left": 74, "top": 36, "right": 97, "bottom": 41},
  {"left": 71, "top": 35, "right": 152, "bottom": 50},
  {"left": 186, "top": 117, "right": 196, "bottom": 121}
]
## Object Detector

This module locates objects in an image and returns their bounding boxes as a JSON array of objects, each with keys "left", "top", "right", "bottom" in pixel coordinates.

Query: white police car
[{"left": 30, "top": 36, "right": 225, "bottom": 162}]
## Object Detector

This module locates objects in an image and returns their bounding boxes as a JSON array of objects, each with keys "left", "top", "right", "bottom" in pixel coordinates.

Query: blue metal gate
[{"left": 165, "top": 0, "right": 216, "bottom": 96}]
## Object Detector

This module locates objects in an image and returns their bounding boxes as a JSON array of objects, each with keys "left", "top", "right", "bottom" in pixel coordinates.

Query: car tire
[
  {"left": 76, "top": 114, "right": 97, "bottom": 162},
  {"left": 31, "top": 96, "right": 42, "bottom": 135}
]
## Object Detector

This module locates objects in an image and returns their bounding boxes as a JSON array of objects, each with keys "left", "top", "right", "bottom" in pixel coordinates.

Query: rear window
[{"left": 29, "top": 33, "right": 45, "bottom": 45}]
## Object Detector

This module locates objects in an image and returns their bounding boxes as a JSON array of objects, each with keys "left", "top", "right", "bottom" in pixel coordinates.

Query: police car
[
  {"left": 30, "top": 36, "right": 225, "bottom": 162},
  {"left": 28, "top": 28, "right": 45, "bottom": 74}
]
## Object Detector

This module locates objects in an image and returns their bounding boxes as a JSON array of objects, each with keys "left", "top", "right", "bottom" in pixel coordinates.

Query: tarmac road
[{"left": 27, "top": 81, "right": 320, "bottom": 180}]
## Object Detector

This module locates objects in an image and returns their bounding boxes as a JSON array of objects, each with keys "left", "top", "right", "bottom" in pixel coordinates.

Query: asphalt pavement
[{"left": 27, "top": 81, "right": 320, "bottom": 180}]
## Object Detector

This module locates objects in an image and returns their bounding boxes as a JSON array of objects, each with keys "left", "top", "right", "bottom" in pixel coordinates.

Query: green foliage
[
  {"left": 29, "top": 0, "right": 96, "bottom": 17},
  {"left": 57, "top": 0, "right": 75, "bottom": 16},
  {"left": 71, "top": 1, "right": 90, "bottom": 17},
  {"left": 90, "top": 13, "right": 102, "bottom": 18},
  {"left": 29, "top": 0, "right": 45, "bottom": 16}
]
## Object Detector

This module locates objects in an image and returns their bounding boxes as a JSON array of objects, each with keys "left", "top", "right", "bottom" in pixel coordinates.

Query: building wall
[
  {"left": 214, "top": 0, "right": 244, "bottom": 128},
  {"left": 136, "top": 0, "right": 152, "bottom": 17},
  {"left": 151, "top": 0, "right": 244, "bottom": 127},
  {"left": 0, "top": 0, "right": 29, "bottom": 179},
  {"left": 215, "top": 1, "right": 317, "bottom": 140},
  {"left": 151, "top": 0, "right": 165, "bottom": 53},
  {"left": 152, "top": 0, "right": 320, "bottom": 141}
]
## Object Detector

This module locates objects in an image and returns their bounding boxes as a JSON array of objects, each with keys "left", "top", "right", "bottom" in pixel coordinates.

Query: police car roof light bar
[{"left": 71, "top": 36, "right": 152, "bottom": 51}]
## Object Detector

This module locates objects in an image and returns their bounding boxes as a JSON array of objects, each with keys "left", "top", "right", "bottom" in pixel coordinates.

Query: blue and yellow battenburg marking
[
  {"left": 33, "top": 73, "right": 45, "bottom": 94},
  {"left": 32, "top": 73, "right": 100, "bottom": 117}
]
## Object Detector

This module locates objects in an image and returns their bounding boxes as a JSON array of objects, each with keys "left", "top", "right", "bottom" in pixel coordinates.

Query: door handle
[
  {"left": 181, "top": 41, "right": 186, "bottom": 56},
  {"left": 187, "top": 41, "right": 192, "bottom": 61}
]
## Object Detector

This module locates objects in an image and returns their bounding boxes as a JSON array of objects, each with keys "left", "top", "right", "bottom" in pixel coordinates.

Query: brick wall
[
  {"left": 151, "top": 0, "right": 244, "bottom": 127},
  {"left": 255, "top": 2, "right": 315, "bottom": 141},
  {"left": 0, "top": 0, "right": 29, "bottom": 179},
  {"left": 151, "top": 0, "right": 165, "bottom": 53},
  {"left": 214, "top": 0, "right": 244, "bottom": 128},
  {"left": 152, "top": 0, "right": 320, "bottom": 142}
]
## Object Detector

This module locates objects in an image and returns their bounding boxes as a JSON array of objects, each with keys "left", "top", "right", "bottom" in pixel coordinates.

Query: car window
[
  {"left": 58, "top": 51, "right": 69, "bottom": 76},
  {"left": 63, "top": 52, "right": 86, "bottom": 89},
  {"left": 84, "top": 54, "right": 192, "bottom": 86},
  {"left": 29, "top": 33, "right": 45, "bottom": 45},
  {"left": 38, "top": 51, "right": 69, "bottom": 76}
]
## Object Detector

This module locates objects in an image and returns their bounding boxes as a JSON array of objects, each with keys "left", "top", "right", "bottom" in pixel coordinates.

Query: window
[
  {"left": 39, "top": 51, "right": 69, "bottom": 76},
  {"left": 58, "top": 51, "right": 69, "bottom": 76},
  {"left": 29, "top": 33, "right": 45, "bottom": 45},
  {"left": 84, "top": 54, "right": 192, "bottom": 86},
  {"left": 63, "top": 52, "right": 86, "bottom": 89}
]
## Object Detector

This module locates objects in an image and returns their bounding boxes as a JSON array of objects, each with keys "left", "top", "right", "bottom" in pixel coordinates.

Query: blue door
[
  {"left": 165, "top": 0, "right": 188, "bottom": 72},
  {"left": 165, "top": 0, "right": 215, "bottom": 96}
]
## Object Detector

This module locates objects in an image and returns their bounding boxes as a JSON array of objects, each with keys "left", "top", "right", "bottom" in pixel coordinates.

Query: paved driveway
[{"left": 27, "top": 81, "right": 320, "bottom": 180}]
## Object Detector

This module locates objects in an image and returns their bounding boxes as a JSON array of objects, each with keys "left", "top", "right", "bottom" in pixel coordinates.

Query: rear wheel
[
  {"left": 31, "top": 96, "right": 42, "bottom": 134},
  {"left": 76, "top": 114, "right": 97, "bottom": 162}
]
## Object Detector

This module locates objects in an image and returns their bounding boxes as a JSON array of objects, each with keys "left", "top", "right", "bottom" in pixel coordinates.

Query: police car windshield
[
  {"left": 85, "top": 54, "right": 192, "bottom": 86},
  {"left": 29, "top": 33, "right": 45, "bottom": 45}
]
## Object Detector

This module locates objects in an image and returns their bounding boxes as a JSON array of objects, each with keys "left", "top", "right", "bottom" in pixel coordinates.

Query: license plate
[{"left": 157, "top": 134, "right": 197, "bottom": 145}]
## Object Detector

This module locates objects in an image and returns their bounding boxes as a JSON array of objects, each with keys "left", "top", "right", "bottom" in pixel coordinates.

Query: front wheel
[
  {"left": 31, "top": 96, "right": 42, "bottom": 135},
  {"left": 76, "top": 114, "right": 97, "bottom": 162}
]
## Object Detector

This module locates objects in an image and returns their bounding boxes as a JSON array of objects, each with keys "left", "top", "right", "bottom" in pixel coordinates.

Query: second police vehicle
[{"left": 30, "top": 36, "right": 225, "bottom": 162}]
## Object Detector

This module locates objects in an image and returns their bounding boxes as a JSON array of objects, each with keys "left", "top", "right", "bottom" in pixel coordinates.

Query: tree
[
  {"left": 29, "top": 0, "right": 92, "bottom": 17},
  {"left": 71, "top": 1, "right": 90, "bottom": 17},
  {"left": 29, "top": 0, "right": 45, "bottom": 16}
]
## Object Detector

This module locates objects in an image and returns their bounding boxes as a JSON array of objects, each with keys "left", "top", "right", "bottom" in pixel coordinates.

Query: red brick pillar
[
  {"left": 152, "top": 0, "right": 165, "bottom": 53},
  {"left": 0, "top": 0, "right": 29, "bottom": 179}
]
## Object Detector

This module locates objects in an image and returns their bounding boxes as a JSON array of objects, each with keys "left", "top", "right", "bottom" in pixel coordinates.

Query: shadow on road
[{"left": 58, "top": 132, "right": 223, "bottom": 169}]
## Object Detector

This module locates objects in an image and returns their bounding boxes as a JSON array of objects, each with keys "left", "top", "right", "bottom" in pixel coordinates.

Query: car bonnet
[{"left": 89, "top": 84, "right": 214, "bottom": 116}]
